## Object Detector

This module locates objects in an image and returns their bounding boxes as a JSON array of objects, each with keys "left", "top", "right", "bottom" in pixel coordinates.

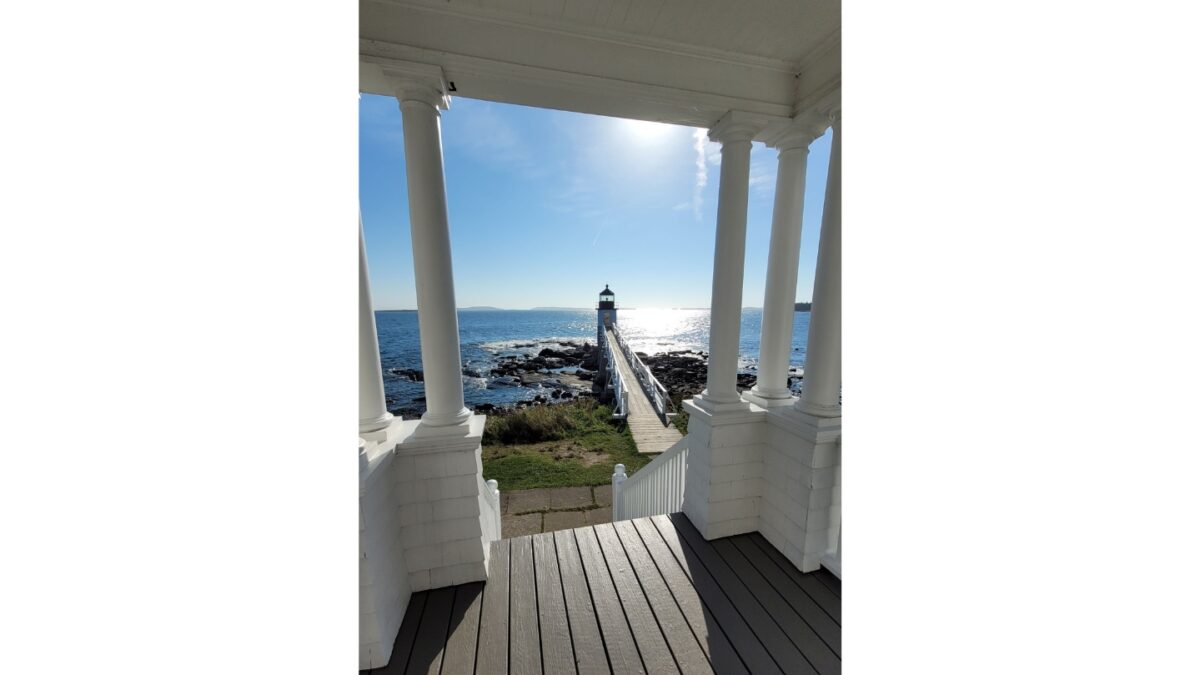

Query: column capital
[
  {"left": 381, "top": 61, "right": 451, "bottom": 110},
  {"left": 761, "top": 112, "right": 829, "bottom": 152},
  {"left": 707, "top": 110, "right": 768, "bottom": 145}
]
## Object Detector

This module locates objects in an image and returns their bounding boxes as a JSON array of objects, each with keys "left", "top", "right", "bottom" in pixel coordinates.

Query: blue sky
[{"left": 360, "top": 94, "right": 831, "bottom": 310}]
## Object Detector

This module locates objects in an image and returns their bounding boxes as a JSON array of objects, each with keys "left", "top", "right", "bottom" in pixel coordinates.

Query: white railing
[
  {"left": 611, "top": 435, "right": 688, "bottom": 521},
  {"left": 608, "top": 324, "right": 676, "bottom": 420},
  {"left": 605, "top": 336, "right": 628, "bottom": 418}
]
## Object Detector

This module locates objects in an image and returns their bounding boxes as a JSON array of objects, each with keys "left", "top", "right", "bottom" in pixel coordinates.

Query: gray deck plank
[
  {"left": 729, "top": 535, "right": 840, "bottom": 657},
  {"left": 406, "top": 586, "right": 455, "bottom": 675},
  {"left": 594, "top": 523, "right": 682, "bottom": 674},
  {"left": 748, "top": 532, "right": 841, "bottom": 624},
  {"left": 661, "top": 514, "right": 817, "bottom": 675},
  {"left": 370, "top": 591, "right": 427, "bottom": 674},
  {"left": 509, "top": 535, "right": 543, "bottom": 675},
  {"left": 628, "top": 518, "right": 749, "bottom": 675},
  {"left": 574, "top": 525, "right": 646, "bottom": 674},
  {"left": 611, "top": 520, "right": 714, "bottom": 675},
  {"left": 440, "top": 582, "right": 484, "bottom": 675},
  {"left": 813, "top": 568, "right": 842, "bottom": 598},
  {"left": 554, "top": 528, "right": 610, "bottom": 675},
  {"left": 534, "top": 530, "right": 577, "bottom": 674},
  {"left": 644, "top": 516, "right": 782, "bottom": 675},
  {"left": 712, "top": 538, "right": 840, "bottom": 675},
  {"left": 476, "top": 538, "right": 510, "bottom": 675}
]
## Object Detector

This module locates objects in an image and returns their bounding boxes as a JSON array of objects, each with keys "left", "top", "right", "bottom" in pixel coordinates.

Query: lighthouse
[{"left": 595, "top": 285, "right": 616, "bottom": 398}]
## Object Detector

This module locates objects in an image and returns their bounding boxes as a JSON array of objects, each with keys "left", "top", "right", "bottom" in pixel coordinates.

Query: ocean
[{"left": 376, "top": 308, "right": 811, "bottom": 414}]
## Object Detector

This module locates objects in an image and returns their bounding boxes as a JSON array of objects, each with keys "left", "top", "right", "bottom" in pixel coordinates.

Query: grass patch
[
  {"left": 482, "top": 399, "right": 654, "bottom": 491},
  {"left": 669, "top": 392, "right": 690, "bottom": 434}
]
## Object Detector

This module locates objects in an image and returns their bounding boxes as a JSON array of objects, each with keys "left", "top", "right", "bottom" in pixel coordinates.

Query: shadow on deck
[{"left": 364, "top": 513, "right": 841, "bottom": 674}]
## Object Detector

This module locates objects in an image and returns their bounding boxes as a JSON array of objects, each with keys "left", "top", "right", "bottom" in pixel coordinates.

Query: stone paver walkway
[{"left": 499, "top": 485, "right": 613, "bottom": 537}]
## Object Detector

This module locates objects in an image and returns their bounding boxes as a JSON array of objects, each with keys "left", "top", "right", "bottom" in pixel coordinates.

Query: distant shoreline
[{"left": 377, "top": 306, "right": 814, "bottom": 312}]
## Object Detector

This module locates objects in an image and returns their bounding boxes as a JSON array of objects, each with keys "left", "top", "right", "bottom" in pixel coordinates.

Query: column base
[
  {"left": 759, "top": 406, "right": 841, "bottom": 573},
  {"left": 681, "top": 398, "right": 767, "bottom": 540},
  {"left": 690, "top": 390, "right": 754, "bottom": 415},
  {"left": 394, "top": 414, "right": 500, "bottom": 591},
  {"left": 795, "top": 398, "right": 841, "bottom": 418},
  {"left": 359, "top": 411, "right": 396, "bottom": 438},
  {"left": 742, "top": 387, "right": 797, "bottom": 409},
  {"left": 419, "top": 406, "right": 472, "bottom": 428}
]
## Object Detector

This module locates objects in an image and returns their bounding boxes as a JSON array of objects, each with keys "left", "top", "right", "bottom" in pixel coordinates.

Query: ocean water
[{"left": 376, "top": 308, "right": 810, "bottom": 413}]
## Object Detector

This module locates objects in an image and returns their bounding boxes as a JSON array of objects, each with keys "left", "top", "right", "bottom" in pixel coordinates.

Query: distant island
[
  {"left": 530, "top": 306, "right": 587, "bottom": 311},
  {"left": 795, "top": 302, "right": 812, "bottom": 311}
]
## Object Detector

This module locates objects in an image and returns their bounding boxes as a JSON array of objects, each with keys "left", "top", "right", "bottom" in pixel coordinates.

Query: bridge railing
[
  {"left": 605, "top": 336, "right": 628, "bottom": 419},
  {"left": 608, "top": 325, "right": 676, "bottom": 421},
  {"left": 611, "top": 435, "right": 689, "bottom": 521}
]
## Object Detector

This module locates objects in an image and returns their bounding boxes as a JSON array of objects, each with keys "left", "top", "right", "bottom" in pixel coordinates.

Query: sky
[{"left": 359, "top": 94, "right": 831, "bottom": 310}]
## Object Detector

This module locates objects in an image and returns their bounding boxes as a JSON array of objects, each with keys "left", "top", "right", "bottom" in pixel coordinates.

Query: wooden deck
[
  {"left": 365, "top": 513, "right": 841, "bottom": 674},
  {"left": 606, "top": 327, "right": 684, "bottom": 454}
]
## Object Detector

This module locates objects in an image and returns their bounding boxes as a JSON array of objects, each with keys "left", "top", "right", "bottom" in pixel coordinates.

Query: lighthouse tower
[{"left": 595, "top": 285, "right": 616, "bottom": 397}]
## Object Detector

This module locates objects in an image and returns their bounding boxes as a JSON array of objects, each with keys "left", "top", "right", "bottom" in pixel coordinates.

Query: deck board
[
  {"left": 594, "top": 522, "right": 682, "bottom": 674},
  {"left": 554, "top": 528, "right": 610, "bottom": 675},
  {"left": 475, "top": 537, "right": 509, "bottom": 674},
  {"left": 575, "top": 525, "right": 646, "bottom": 674},
  {"left": 509, "top": 535, "right": 542, "bottom": 675},
  {"left": 367, "top": 514, "right": 840, "bottom": 674},
  {"left": 534, "top": 530, "right": 577, "bottom": 673},
  {"left": 665, "top": 513, "right": 817, "bottom": 675},
  {"left": 712, "top": 538, "right": 840, "bottom": 675},
  {"left": 612, "top": 520, "right": 714, "bottom": 675},
  {"left": 440, "top": 582, "right": 483, "bottom": 675},
  {"left": 729, "top": 536, "right": 840, "bottom": 656},
  {"left": 629, "top": 517, "right": 749, "bottom": 675},
  {"left": 748, "top": 532, "right": 842, "bottom": 624},
  {"left": 370, "top": 591, "right": 425, "bottom": 674},
  {"left": 406, "top": 586, "right": 454, "bottom": 675}
]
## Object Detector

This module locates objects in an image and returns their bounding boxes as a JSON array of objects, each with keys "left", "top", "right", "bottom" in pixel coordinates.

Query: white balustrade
[{"left": 611, "top": 436, "right": 689, "bottom": 521}]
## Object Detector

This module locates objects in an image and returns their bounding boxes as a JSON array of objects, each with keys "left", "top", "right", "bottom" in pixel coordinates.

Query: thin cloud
[{"left": 692, "top": 128, "right": 708, "bottom": 221}]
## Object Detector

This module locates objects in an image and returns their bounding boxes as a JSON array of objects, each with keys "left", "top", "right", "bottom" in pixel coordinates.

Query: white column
[
  {"left": 359, "top": 215, "right": 394, "bottom": 433},
  {"left": 397, "top": 84, "right": 471, "bottom": 428},
  {"left": 796, "top": 112, "right": 841, "bottom": 417},
  {"left": 694, "top": 113, "right": 765, "bottom": 411},
  {"left": 748, "top": 119, "right": 828, "bottom": 405}
]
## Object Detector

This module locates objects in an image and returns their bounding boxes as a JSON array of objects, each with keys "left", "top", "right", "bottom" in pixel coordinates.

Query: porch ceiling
[{"left": 360, "top": 0, "right": 841, "bottom": 129}]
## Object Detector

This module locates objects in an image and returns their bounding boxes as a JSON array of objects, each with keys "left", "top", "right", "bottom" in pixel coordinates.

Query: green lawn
[{"left": 481, "top": 399, "right": 654, "bottom": 491}]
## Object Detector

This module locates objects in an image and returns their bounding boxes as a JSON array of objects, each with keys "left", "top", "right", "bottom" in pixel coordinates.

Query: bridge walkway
[{"left": 605, "top": 326, "right": 683, "bottom": 454}]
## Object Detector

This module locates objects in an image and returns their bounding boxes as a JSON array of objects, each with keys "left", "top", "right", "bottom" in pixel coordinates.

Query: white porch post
[
  {"left": 796, "top": 112, "right": 841, "bottom": 417},
  {"left": 692, "top": 112, "right": 764, "bottom": 412},
  {"left": 359, "top": 215, "right": 395, "bottom": 434},
  {"left": 758, "top": 108, "right": 841, "bottom": 573},
  {"left": 396, "top": 80, "right": 471, "bottom": 428},
  {"left": 682, "top": 111, "right": 769, "bottom": 542},
  {"left": 746, "top": 118, "right": 828, "bottom": 406}
]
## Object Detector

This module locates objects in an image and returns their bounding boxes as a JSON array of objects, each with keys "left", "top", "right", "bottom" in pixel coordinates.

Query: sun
[{"left": 620, "top": 117, "right": 676, "bottom": 143}]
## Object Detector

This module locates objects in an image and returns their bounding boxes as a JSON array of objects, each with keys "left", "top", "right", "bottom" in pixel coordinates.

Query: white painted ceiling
[{"left": 361, "top": 0, "right": 840, "bottom": 128}]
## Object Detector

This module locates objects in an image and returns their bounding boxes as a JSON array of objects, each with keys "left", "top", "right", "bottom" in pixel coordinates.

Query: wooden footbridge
[{"left": 603, "top": 323, "right": 683, "bottom": 454}]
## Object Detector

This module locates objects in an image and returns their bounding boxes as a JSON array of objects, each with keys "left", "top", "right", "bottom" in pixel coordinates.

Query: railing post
[
  {"left": 487, "top": 479, "right": 499, "bottom": 500},
  {"left": 612, "top": 463, "right": 627, "bottom": 521}
]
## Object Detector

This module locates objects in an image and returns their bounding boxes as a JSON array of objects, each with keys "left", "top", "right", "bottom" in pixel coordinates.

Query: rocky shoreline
[{"left": 386, "top": 340, "right": 802, "bottom": 419}]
